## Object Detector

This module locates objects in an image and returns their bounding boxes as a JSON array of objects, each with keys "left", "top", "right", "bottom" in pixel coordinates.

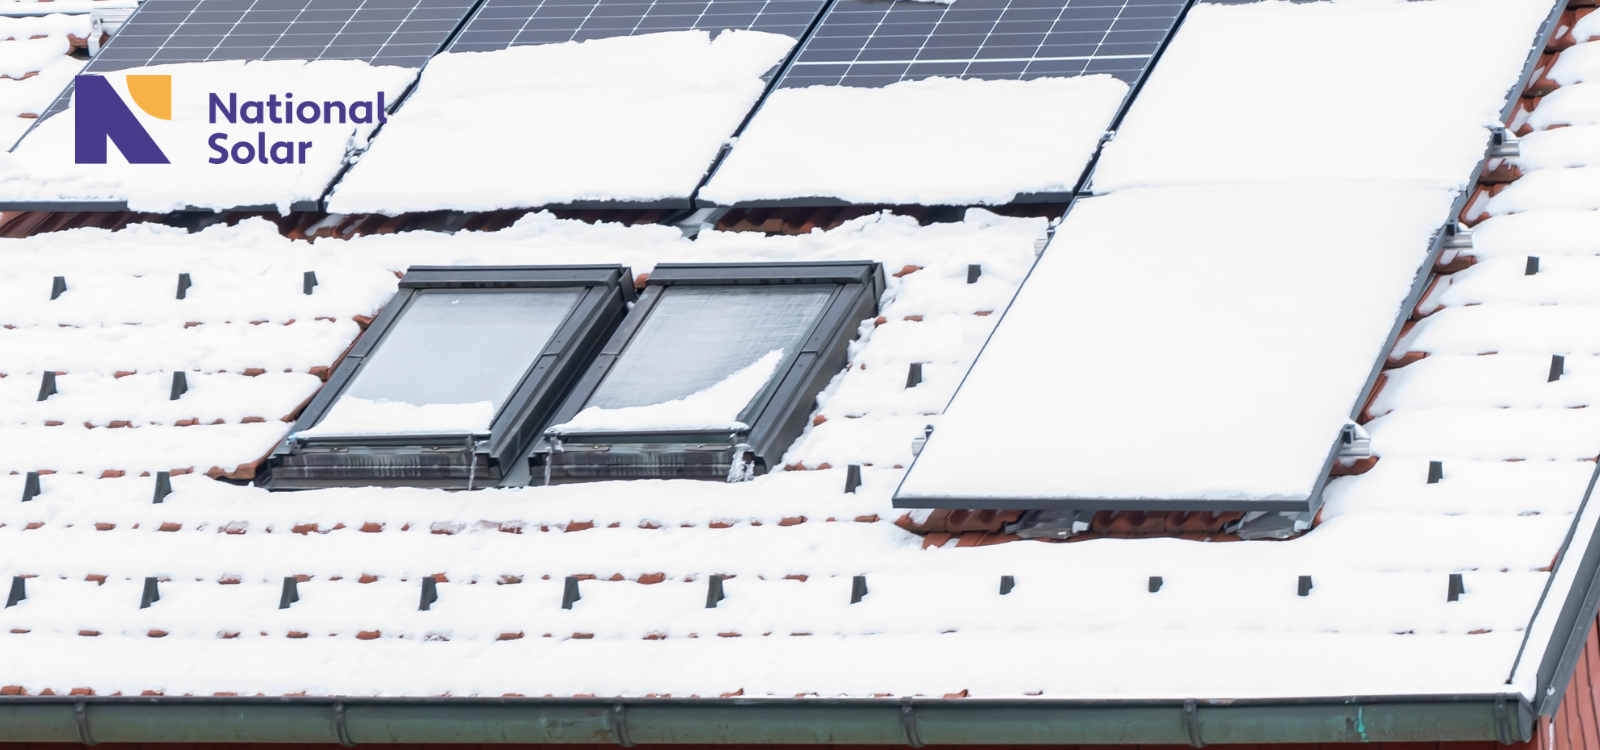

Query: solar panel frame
[
  {"left": 447, "top": 0, "right": 828, "bottom": 52},
  {"left": 776, "top": 0, "right": 1182, "bottom": 89}
]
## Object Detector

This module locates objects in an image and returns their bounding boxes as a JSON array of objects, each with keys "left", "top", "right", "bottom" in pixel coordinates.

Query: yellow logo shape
[{"left": 126, "top": 75, "right": 171, "bottom": 120}]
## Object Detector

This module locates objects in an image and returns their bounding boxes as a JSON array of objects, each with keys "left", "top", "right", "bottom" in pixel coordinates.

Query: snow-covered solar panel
[
  {"left": 695, "top": 0, "right": 1183, "bottom": 206},
  {"left": 449, "top": 0, "right": 826, "bottom": 52},
  {"left": 326, "top": 0, "right": 828, "bottom": 213},
  {"left": 894, "top": 184, "right": 1455, "bottom": 512},
  {"left": 777, "top": 0, "right": 1181, "bottom": 89}
]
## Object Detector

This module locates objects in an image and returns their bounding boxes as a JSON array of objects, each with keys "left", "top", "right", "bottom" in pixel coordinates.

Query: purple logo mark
[{"left": 73, "top": 75, "right": 170, "bottom": 165}]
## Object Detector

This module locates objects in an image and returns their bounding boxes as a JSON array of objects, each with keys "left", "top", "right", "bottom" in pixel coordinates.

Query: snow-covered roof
[
  {"left": 0, "top": 9, "right": 93, "bottom": 150},
  {"left": 0, "top": 0, "right": 1594, "bottom": 725}
]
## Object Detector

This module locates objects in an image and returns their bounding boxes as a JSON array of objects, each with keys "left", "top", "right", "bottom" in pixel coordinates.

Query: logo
[
  {"left": 70, "top": 72, "right": 389, "bottom": 167},
  {"left": 74, "top": 74, "right": 171, "bottom": 165}
]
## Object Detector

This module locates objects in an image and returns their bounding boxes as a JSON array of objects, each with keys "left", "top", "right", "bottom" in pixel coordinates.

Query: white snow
[
  {"left": 0, "top": 3, "right": 1595, "bottom": 703},
  {"left": 1, "top": 371, "right": 322, "bottom": 426},
  {"left": 0, "top": 13, "right": 88, "bottom": 149},
  {"left": 327, "top": 30, "right": 796, "bottom": 214},
  {"left": 0, "top": 13, "right": 91, "bottom": 41},
  {"left": 699, "top": 75, "right": 1129, "bottom": 205},
  {"left": 898, "top": 184, "right": 1451, "bottom": 503},
  {"left": 298, "top": 397, "right": 496, "bottom": 438},
  {"left": 0, "top": 422, "right": 288, "bottom": 475},
  {"left": 552, "top": 348, "right": 784, "bottom": 434},
  {"left": 1091, "top": 0, "right": 1551, "bottom": 192},
  {"left": 0, "top": 59, "right": 416, "bottom": 212},
  {"left": 0, "top": 0, "right": 134, "bottom": 14},
  {"left": 0, "top": 32, "right": 67, "bottom": 77}
]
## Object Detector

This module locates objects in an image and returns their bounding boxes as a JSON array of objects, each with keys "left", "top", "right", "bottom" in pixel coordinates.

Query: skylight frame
[
  {"left": 527, "top": 261, "right": 883, "bottom": 484},
  {"left": 264, "top": 265, "right": 635, "bottom": 490}
]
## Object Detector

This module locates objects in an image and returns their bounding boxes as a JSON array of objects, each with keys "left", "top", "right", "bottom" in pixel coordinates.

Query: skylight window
[
  {"left": 551, "top": 286, "right": 834, "bottom": 434},
  {"left": 265, "top": 265, "right": 634, "bottom": 490},
  {"left": 532, "top": 262, "right": 883, "bottom": 484},
  {"left": 304, "top": 289, "right": 582, "bottom": 437}
]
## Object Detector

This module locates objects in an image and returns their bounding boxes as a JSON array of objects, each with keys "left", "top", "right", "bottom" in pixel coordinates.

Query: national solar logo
[
  {"left": 74, "top": 73, "right": 389, "bottom": 167},
  {"left": 74, "top": 74, "right": 171, "bottom": 165}
]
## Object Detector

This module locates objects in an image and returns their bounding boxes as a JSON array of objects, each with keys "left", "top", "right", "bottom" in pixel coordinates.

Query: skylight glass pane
[
  {"left": 308, "top": 289, "right": 581, "bottom": 436},
  {"left": 559, "top": 286, "right": 833, "bottom": 432}
]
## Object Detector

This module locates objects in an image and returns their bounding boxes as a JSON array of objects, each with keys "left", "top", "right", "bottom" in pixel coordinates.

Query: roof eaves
[{"left": 0, "top": 694, "right": 1538, "bottom": 746}]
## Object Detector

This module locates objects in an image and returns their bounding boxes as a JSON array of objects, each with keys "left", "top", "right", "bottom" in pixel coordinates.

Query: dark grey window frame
[
  {"left": 528, "top": 261, "right": 883, "bottom": 484},
  {"left": 264, "top": 265, "right": 635, "bottom": 490}
]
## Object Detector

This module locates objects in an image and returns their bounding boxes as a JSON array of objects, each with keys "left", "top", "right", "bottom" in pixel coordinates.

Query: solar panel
[
  {"left": 448, "top": 0, "right": 827, "bottom": 53},
  {"left": 25, "top": 0, "right": 478, "bottom": 126},
  {"left": 90, "top": 0, "right": 478, "bottom": 71},
  {"left": 777, "top": 0, "right": 1183, "bottom": 89}
]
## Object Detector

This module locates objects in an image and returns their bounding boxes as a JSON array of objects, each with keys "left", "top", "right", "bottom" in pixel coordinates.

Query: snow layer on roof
[
  {"left": 0, "top": 209, "right": 1044, "bottom": 479},
  {"left": 898, "top": 184, "right": 1451, "bottom": 504},
  {"left": 1352, "top": 19, "right": 1600, "bottom": 698},
  {"left": 0, "top": 0, "right": 134, "bottom": 14},
  {"left": 0, "top": 60, "right": 415, "bottom": 212},
  {"left": 699, "top": 75, "right": 1128, "bottom": 206},
  {"left": 326, "top": 30, "right": 794, "bottom": 214},
  {"left": 1091, "top": 0, "right": 1551, "bottom": 192},
  {"left": 0, "top": 13, "right": 86, "bottom": 149},
  {"left": 0, "top": 197, "right": 1591, "bottom": 698},
  {"left": 0, "top": 32, "right": 68, "bottom": 78},
  {"left": 0, "top": 13, "right": 91, "bottom": 40}
]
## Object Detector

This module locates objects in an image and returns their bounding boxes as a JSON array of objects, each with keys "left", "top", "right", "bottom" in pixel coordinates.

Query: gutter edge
[{"left": 0, "top": 693, "right": 1534, "bottom": 745}]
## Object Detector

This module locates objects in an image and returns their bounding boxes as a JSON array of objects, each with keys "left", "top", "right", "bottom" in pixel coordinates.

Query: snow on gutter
[{"left": 0, "top": 695, "right": 1537, "bottom": 746}]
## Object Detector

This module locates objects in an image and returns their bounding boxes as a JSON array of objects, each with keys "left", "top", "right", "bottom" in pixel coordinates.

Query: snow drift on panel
[
  {"left": 700, "top": 75, "right": 1128, "bottom": 206},
  {"left": 327, "top": 30, "right": 796, "bottom": 214},
  {"left": 550, "top": 348, "right": 785, "bottom": 433},
  {"left": 1091, "top": 0, "right": 1550, "bottom": 191},
  {"left": 898, "top": 184, "right": 1454, "bottom": 503}
]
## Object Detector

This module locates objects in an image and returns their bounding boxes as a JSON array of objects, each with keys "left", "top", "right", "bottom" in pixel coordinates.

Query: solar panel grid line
[
  {"left": 447, "top": 0, "right": 824, "bottom": 51},
  {"left": 18, "top": 0, "right": 482, "bottom": 134},
  {"left": 773, "top": 0, "right": 1181, "bottom": 88}
]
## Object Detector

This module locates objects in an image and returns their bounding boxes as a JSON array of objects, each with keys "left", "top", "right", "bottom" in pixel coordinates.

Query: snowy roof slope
[
  {"left": 0, "top": 167, "right": 1593, "bottom": 700},
  {"left": 0, "top": 0, "right": 1594, "bottom": 709},
  {"left": 0, "top": 60, "right": 416, "bottom": 213},
  {"left": 326, "top": 31, "right": 796, "bottom": 214},
  {"left": 0, "top": 11, "right": 90, "bottom": 150},
  {"left": 1343, "top": 5, "right": 1600, "bottom": 699}
]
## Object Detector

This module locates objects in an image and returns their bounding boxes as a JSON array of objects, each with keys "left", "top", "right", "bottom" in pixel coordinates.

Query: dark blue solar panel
[
  {"left": 778, "top": 0, "right": 1181, "bottom": 88},
  {"left": 448, "top": 0, "right": 827, "bottom": 52},
  {"left": 25, "top": 0, "right": 476, "bottom": 128},
  {"left": 87, "top": 0, "right": 477, "bottom": 71}
]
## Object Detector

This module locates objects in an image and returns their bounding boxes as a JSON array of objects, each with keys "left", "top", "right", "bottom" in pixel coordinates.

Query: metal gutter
[{"left": 0, "top": 694, "right": 1536, "bottom": 745}]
